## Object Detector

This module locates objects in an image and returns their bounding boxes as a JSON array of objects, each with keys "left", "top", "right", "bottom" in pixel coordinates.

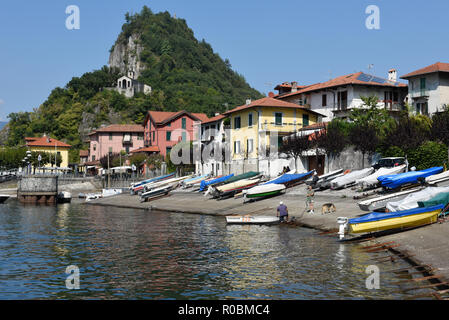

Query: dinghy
[
  {"left": 182, "top": 174, "right": 210, "bottom": 188},
  {"left": 306, "top": 169, "right": 343, "bottom": 186},
  {"left": 143, "top": 175, "right": 193, "bottom": 192},
  {"left": 378, "top": 167, "right": 443, "bottom": 189},
  {"left": 244, "top": 184, "right": 286, "bottom": 199},
  {"left": 357, "top": 165, "right": 406, "bottom": 189},
  {"left": 330, "top": 168, "right": 374, "bottom": 190},
  {"left": 226, "top": 215, "right": 279, "bottom": 225},
  {"left": 140, "top": 183, "right": 177, "bottom": 202},
  {"left": 212, "top": 177, "right": 263, "bottom": 198},
  {"left": 0, "top": 194, "right": 10, "bottom": 203},
  {"left": 425, "top": 171, "right": 449, "bottom": 186},
  {"left": 357, "top": 187, "right": 424, "bottom": 211},
  {"left": 131, "top": 173, "right": 176, "bottom": 193},
  {"left": 57, "top": 191, "right": 72, "bottom": 203}
]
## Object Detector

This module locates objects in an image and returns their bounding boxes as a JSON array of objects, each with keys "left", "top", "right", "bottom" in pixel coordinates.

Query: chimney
[
  {"left": 246, "top": 99, "right": 251, "bottom": 105},
  {"left": 291, "top": 81, "right": 298, "bottom": 92},
  {"left": 215, "top": 112, "right": 220, "bottom": 116},
  {"left": 268, "top": 92, "right": 275, "bottom": 98},
  {"left": 388, "top": 69, "right": 397, "bottom": 82}
]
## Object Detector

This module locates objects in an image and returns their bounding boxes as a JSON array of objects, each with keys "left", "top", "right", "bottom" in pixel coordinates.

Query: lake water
[{"left": 0, "top": 200, "right": 419, "bottom": 299}]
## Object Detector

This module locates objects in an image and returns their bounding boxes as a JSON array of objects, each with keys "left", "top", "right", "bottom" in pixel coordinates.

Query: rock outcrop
[{"left": 108, "top": 33, "right": 145, "bottom": 78}]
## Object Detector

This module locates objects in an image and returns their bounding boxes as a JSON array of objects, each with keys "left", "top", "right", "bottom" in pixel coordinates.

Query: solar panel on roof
[
  {"left": 357, "top": 73, "right": 373, "bottom": 82},
  {"left": 371, "top": 76, "right": 386, "bottom": 84}
]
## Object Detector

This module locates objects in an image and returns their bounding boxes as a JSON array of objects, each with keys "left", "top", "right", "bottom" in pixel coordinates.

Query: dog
[{"left": 321, "top": 203, "right": 336, "bottom": 215}]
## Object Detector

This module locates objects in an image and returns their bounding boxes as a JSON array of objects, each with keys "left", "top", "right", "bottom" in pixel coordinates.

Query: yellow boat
[{"left": 348, "top": 204, "right": 444, "bottom": 234}]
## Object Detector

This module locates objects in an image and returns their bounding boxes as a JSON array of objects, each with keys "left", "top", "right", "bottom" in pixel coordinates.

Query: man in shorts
[{"left": 306, "top": 186, "right": 315, "bottom": 214}]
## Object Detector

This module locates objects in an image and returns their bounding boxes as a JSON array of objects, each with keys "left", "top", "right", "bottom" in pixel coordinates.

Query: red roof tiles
[
  {"left": 145, "top": 110, "right": 210, "bottom": 126},
  {"left": 129, "top": 146, "right": 160, "bottom": 153},
  {"left": 79, "top": 150, "right": 89, "bottom": 157},
  {"left": 88, "top": 124, "right": 144, "bottom": 135},
  {"left": 201, "top": 114, "right": 226, "bottom": 124},
  {"left": 401, "top": 62, "right": 449, "bottom": 79},
  {"left": 224, "top": 97, "right": 324, "bottom": 116},
  {"left": 26, "top": 136, "right": 71, "bottom": 148}
]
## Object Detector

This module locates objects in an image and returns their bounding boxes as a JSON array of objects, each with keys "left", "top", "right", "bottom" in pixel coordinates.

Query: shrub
[{"left": 407, "top": 141, "right": 448, "bottom": 171}]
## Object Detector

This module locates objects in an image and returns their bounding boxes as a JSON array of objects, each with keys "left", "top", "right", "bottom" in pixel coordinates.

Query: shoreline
[{"left": 86, "top": 188, "right": 449, "bottom": 294}]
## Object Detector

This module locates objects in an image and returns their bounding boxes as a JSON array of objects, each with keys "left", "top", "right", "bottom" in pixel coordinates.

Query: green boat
[{"left": 223, "top": 171, "right": 260, "bottom": 184}]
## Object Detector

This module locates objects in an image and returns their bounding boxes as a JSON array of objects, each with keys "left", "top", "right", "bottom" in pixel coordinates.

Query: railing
[{"left": 409, "top": 89, "right": 429, "bottom": 98}]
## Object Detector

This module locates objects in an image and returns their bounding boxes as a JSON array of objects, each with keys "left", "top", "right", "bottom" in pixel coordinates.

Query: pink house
[
  {"left": 143, "top": 111, "right": 209, "bottom": 157},
  {"left": 88, "top": 124, "right": 144, "bottom": 162}
]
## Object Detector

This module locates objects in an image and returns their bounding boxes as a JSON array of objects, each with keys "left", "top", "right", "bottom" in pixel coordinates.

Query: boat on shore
[
  {"left": 244, "top": 184, "right": 286, "bottom": 199},
  {"left": 345, "top": 204, "right": 445, "bottom": 234},
  {"left": 331, "top": 167, "right": 374, "bottom": 190},
  {"left": 264, "top": 171, "right": 314, "bottom": 188},
  {"left": 378, "top": 166, "right": 443, "bottom": 190},
  {"left": 143, "top": 174, "right": 193, "bottom": 193},
  {"left": 131, "top": 173, "right": 176, "bottom": 193},
  {"left": 226, "top": 215, "right": 279, "bottom": 225},
  {"left": 357, "top": 187, "right": 425, "bottom": 211},
  {"left": 386, "top": 186, "right": 449, "bottom": 212},
  {"left": 425, "top": 171, "right": 449, "bottom": 186},
  {"left": 140, "top": 183, "right": 177, "bottom": 202},
  {"left": 181, "top": 174, "right": 210, "bottom": 188},
  {"left": 199, "top": 174, "right": 233, "bottom": 191},
  {"left": 306, "top": 169, "right": 343, "bottom": 187},
  {"left": 212, "top": 176, "right": 263, "bottom": 199},
  {"left": 356, "top": 165, "right": 406, "bottom": 189}
]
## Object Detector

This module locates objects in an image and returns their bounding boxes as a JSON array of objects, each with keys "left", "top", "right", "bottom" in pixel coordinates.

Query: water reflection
[{"left": 0, "top": 202, "right": 418, "bottom": 299}]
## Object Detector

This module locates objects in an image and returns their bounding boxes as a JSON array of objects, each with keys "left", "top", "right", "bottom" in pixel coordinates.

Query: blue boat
[
  {"left": 263, "top": 170, "right": 314, "bottom": 187},
  {"left": 378, "top": 167, "right": 443, "bottom": 189},
  {"left": 199, "top": 174, "right": 234, "bottom": 191}
]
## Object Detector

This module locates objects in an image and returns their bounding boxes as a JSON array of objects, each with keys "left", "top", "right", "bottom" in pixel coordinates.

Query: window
[
  {"left": 166, "top": 147, "right": 172, "bottom": 155},
  {"left": 93, "top": 144, "right": 96, "bottom": 151},
  {"left": 234, "top": 141, "right": 241, "bottom": 154},
  {"left": 137, "top": 133, "right": 143, "bottom": 140},
  {"left": 322, "top": 94, "right": 327, "bottom": 106},
  {"left": 167, "top": 122, "right": 171, "bottom": 127},
  {"left": 302, "top": 114, "right": 309, "bottom": 127},
  {"left": 234, "top": 116, "right": 241, "bottom": 129},
  {"left": 152, "top": 131, "right": 155, "bottom": 141},
  {"left": 182, "top": 118, "right": 186, "bottom": 129},
  {"left": 337, "top": 91, "right": 348, "bottom": 110},
  {"left": 248, "top": 113, "right": 253, "bottom": 127},
  {"left": 125, "top": 146, "right": 129, "bottom": 153},
  {"left": 166, "top": 131, "right": 171, "bottom": 141},
  {"left": 182, "top": 131, "right": 187, "bottom": 141},
  {"left": 109, "top": 147, "right": 113, "bottom": 153},
  {"left": 247, "top": 139, "right": 254, "bottom": 154},
  {"left": 92, "top": 155, "right": 95, "bottom": 161},
  {"left": 109, "top": 133, "right": 113, "bottom": 140},
  {"left": 274, "top": 112, "right": 283, "bottom": 126},
  {"left": 420, "top": 78, "right": 426, "bottom": 90}
]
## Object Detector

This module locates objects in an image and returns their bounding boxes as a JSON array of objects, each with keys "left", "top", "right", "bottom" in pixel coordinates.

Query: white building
[
  {"left": 401, "top": 62, "right": 449, "bottom": 115},
  {"left": 106, "top": 70, "right": 152, "bottom": 98},
  {"left": 275, "top": 70, "right": 408, "bottom": 120},
  {"left": 194, "top": 114, "right": 229, "bottom": 177}
]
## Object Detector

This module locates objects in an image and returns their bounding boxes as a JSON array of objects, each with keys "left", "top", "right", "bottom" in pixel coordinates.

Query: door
[{"left": 308, "top": 155, "right": 325, "bottom": 175}]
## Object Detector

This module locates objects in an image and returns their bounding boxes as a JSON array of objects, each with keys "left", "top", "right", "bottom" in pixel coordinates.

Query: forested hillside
[{"left": 4, "top": 6, "right": 262, "bottom": 162}]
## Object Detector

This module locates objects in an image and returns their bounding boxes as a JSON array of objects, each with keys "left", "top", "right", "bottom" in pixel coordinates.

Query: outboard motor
[{"left": 337, "top": 217, "right": 349, "bottom": 240}]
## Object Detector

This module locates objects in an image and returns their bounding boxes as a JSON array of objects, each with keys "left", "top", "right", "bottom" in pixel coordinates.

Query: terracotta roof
[
  {"left": 84, "top": 160, "right": 100, "bottom": 166},
  {"left": 145, "top": 110, "right": 209, "bottom": 126},
  {"left": 79, "top": 150, "right": 89, "bottom": 157},
  {"left": 224, "top": 97, "right": 325, "bottom": 117},
  {"left": 129, "top": 146, "right": 160, "bottom": 153},
  {"left": 401, "top": 62, "right": 449, "bottom": 79},
  {"left": 88, "top": 124, "right": 144, "bottom": 135},
  {"left": 201, "top": 114, "right": 226, "bottom": 125},
  {"left": 299, "top": 122, "right": 329, "bottom": 131},
  {"left": 278, "top": 72, "right": 407, "bottom": 99},
  {"left": 26, "top": 136, "right": 71, "bottom": 148}
]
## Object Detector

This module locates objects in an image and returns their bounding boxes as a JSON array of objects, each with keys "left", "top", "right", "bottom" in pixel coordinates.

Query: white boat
[
  {"left": 213, "top": 177, "right": 262, "bottom": 197},
  {"left": 85, "top": 193, "right": 102, "bottom": 202},
  {"left": 57, "top": 191, "right": 72, "bottom": 203},
  {"left": 102, "top": 188, "right": 123, "bottom": 197},
  {"left": 425, "top": 171, "right": 449, "bottom": 185},
  {"left": 357, "top": 187, "right": 425, "bottom": 211},
  {"left": 330, "top": 168, "right": 374, "bottom": 189},
  {"left": 226, "top": 215, "right": 279, "bottom": 225},
  {"left": 386, "top": 186, "right": 449, "bottom": 212},
  {"left": 143, "top": 175, "right": 193, "bottom": 192},
  {"left": 357, "top": 165, "right": 406, "bottom": 188},
  {"left": 244, "top": 184, "right": 286, "bottom": 199},
  {"left": 182, "top": 174, "right": 210, "bottom": 188},
  {"left": 140, "top": 183, "right": 177, "bottom": 202}
]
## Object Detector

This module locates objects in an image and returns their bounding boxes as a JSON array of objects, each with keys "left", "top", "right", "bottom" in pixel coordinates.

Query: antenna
[{"left": 367, "top": 64, "right": 374, "bottom": 73}]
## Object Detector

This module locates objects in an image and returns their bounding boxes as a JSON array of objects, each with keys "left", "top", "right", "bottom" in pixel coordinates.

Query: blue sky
[{"left": 0, "top": 0, "right": 448, "bottom": 121}]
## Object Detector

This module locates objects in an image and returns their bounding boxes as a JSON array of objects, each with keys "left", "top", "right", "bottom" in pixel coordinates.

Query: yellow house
[
  {"left": 25, "top": 136, "right": 71, "bottom": 168},
  {"left": 223, "top": 97, "right": 324, "bottom": 174}
]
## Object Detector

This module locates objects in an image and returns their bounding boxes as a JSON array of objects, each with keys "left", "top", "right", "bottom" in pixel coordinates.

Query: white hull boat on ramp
[{"left": 226, "top": 215, "right": 279, "bottom": 225}]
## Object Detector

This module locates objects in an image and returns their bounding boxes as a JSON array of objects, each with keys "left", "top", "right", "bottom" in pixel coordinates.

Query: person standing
[
  {"left": 306, "top": 186, "right": 315, "bottom": 214},
  {"left": 277, "top": 201, "right": 289, "bottom": 222}
]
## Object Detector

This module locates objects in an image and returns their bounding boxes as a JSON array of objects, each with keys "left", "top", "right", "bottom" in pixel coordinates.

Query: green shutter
[
  {"left": 182, "top": 118, "right": 186, "bottom": 129},
  {"left": 166, "top": 131, "right": 171, "bottom": 141}
]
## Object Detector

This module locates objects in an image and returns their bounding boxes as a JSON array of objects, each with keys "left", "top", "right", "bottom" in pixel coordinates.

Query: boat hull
[
  {"left": 246, "top": 190, "right": 284, "bottom": 198},
  {"left": 349, "top": 207, "right": 442, "bottom": 234},
  {"left": 226, "top": 215, "right": 279, "bottom": 225}
]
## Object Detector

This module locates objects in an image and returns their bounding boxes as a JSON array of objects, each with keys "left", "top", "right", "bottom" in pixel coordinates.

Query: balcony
[
  {"left": 409, "top": 89, "right": 429, "bottom": 99},
  {"left": 122, "top": 135, "right": 133, "bottom": 145},
  {"left": 383, "top": 101, "right": 403, "bottom": 112}
]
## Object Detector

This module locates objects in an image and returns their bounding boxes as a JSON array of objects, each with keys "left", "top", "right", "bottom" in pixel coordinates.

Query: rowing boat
[
  {"left": 306, "top": 169, "right": 343, "bottom": 186},
  {"left": 347, "top": 205, "right": 444, "bottom": 234},
  {"left": 425, "top": 170, "right": 449, "bottom": 185},
  {"left": 226, "top": 215, "right": 279, "bottom": 225},
  {"left": 140, "top": 183, "right": 177, "bottom": 202},
  {"left": 143, "top": 174, "right": 193, "bottom": 192},
  {"left": 357, "top": 187, "right": 425, "bottom": 211},
  {"left": 199, "top": 174, "right": 233, "bottom": 191},
  {"left": 244, "top": 184, "right": 286, "bottom": 199},
  {"left": 181, "top": 174, "right": 210, "bottom": 188},
  {"left": 386, "top": 186, "right": 449, "bottom": 212},
  {"left": 131, "top": 173, "right": 176, "bottom": 193},
  {"left": 212, "top": 177, "right": 263, "bottom": 198}
]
